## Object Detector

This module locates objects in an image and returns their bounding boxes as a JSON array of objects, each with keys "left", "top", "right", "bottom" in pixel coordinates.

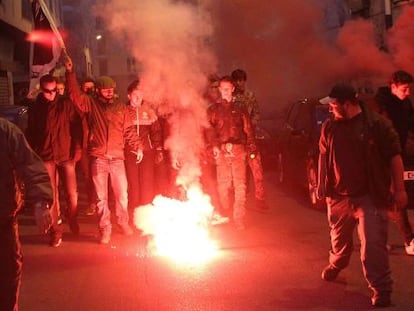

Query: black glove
[{"left": 34, "top": 201, "right": 52, "bottom": 234}]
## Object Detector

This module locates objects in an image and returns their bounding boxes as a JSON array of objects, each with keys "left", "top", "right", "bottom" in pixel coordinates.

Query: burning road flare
[{"left": 134, "top": 186, "right": 219, "bottom": 264}]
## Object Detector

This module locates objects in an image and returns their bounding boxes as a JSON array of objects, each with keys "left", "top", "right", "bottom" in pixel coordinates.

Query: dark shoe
[
  {"left": 68, "top": 218, "right": 80, "bottom": 235},
  {"left": 321, "top": 265, "right": 340, "bottom": 281},
  {"left": 371, "top": 292, "right": 391, "bottom": 308}
]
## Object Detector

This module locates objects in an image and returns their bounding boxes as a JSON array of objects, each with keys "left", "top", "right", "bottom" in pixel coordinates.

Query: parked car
[
  {"left": 255, "top": 119, "right": 280, "bottom": 170},
  {"left": 276, "top": 97, "right": 330, "bottom": 209},
  {"left": 277, "top": 95, "right": 414, "bottom": 210},
  {"left": 0, "top": 104, "right": 28, "bottom": 132}
]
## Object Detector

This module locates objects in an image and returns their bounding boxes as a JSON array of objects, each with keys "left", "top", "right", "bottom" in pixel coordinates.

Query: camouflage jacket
[{"left": 233, "top": 89, "right": 260, "bottom": 126}]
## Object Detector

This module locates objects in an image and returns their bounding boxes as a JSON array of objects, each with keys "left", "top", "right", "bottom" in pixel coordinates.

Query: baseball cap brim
[{"left": 319, "top": 96, "right": 333, "bottom": 105}]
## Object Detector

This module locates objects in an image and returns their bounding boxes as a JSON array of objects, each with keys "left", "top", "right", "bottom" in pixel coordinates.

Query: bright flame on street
[{"left": 134, "top": 186, "right": 219, "bottom": 264}]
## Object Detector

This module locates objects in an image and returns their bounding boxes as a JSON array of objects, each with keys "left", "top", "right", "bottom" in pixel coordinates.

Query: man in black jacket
[
  {"left": 0, "top": 117, "right": 52, "bottom": 311},
  {"left": 317, "top": 82, "right": 406, "bottom": 307},
  {"left": 375, "top": 70, "right": 414, "bottom": 256},
  {"left": 207, "top": 76, "right": 257, "bottom": 230},
  {"left": 26, "top": 74, "right": 80, "bottom": 247}
]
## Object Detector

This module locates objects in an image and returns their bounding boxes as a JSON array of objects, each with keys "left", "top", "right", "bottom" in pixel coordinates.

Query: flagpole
[{"left": 28, "top": 0, "right": 66, "bottom": 98}]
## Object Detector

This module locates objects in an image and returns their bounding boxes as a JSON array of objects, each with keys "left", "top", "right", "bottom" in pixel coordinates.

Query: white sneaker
[
  {"left": 405, "top": 239, "right": 414, "bottom": 256},
  {"left": 210, "top": 213, "right": 229, "bottom": 226}
]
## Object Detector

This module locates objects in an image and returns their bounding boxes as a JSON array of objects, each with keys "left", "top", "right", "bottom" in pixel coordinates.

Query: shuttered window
[{"left": 0, "top": 70, "right": 10, "bottom": 106}]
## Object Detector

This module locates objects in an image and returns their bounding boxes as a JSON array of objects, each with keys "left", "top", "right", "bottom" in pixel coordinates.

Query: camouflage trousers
[
  {"left": 247, "top": 151, "right": 265, "bottom": 200},
  {"left": 216, "top": 144, "right": 247, "bottom": 222}
]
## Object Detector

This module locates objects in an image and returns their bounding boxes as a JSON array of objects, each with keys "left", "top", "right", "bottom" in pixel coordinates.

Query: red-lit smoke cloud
[
  {"left": 208, "top": 0, "right": 404, "bottom": 115},
  {"left": 96, "top": 1, "right": 414, "bottom": 148},
  {"left": 387, "top": 6, "right": 414, "bottom": 75},
  {"left": 97, "top": 0, "right": 217, "bottom": 190}
]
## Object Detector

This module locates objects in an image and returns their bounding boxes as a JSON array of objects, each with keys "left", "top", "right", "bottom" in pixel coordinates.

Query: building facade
[
  {"left": 1, "top": 0, "right": 413, "bottom": 105},
  {"left": 0, "top": 0, "right": 63, "bottom": 105}
]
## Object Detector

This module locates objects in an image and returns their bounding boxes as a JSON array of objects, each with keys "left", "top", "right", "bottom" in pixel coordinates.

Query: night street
[{"left": 17, "top": 172, "right": 414, "bottom": 311}]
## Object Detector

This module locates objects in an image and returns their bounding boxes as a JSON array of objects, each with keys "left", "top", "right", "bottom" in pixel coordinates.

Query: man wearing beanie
[{"left": 64, "top": 54, "right": 141, "bottom": 244}]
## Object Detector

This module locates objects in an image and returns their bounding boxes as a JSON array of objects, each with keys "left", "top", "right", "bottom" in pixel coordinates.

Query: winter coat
[
  {"left": 66, "top": 72, "right": 141, "bottom": 160},
  {"left": 26, "top": 93, "right": 79, "bottom": 163},
  {"left": 0, "top": 118, "right": 52, "bottom": 217}
]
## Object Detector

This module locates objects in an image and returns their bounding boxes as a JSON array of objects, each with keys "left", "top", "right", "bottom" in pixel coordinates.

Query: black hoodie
[{"left": 375, "top": 86, "right": 414, "bottom": 151}]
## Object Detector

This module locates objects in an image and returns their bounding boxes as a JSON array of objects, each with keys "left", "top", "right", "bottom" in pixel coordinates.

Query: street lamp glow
[{"left": 96, "top": 34, "right": 102, "bottom": 40}]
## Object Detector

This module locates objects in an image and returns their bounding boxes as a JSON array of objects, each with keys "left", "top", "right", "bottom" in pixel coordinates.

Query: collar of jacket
[
  {"left": 38, "top": 93, "right": 58, "bottom": 105},
  {"left": 97, "top": 96, "right": 114, "bottom": 105}
]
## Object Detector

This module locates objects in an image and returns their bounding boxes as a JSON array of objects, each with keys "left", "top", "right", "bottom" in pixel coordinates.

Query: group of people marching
[
  {"left": 22, "top": 54, "right": 268, "bottom": 247},
  {"left": 6, "top": 47, "right": 414, "bottom": 309},
  {"left": 3, "top": 57, "right": 414, "bottom": 309}
]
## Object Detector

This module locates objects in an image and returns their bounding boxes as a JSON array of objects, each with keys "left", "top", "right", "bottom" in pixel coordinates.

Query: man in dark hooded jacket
[{"left": 375, "top": 70, "right": 414, "bottom": 256}]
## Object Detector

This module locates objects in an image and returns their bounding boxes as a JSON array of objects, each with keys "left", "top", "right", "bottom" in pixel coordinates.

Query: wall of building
[{"left": 0, "top": 0, "right": 63, "bottom": 104}]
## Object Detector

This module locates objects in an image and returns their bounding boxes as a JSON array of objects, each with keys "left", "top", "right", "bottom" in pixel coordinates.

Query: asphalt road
[{"left": 17, "top": 172, "right": 414, "bottom": 311}]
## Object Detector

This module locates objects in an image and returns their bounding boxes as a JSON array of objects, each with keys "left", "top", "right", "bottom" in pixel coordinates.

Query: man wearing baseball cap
[{"left": 317, "top": 82, "right": 406, "bottom": 307}]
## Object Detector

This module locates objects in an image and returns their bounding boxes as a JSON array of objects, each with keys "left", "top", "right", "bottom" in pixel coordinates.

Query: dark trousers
[
  {"left": 326, "top": 195, "right": 392, "bottom": 294},
  {"left": 125, "top": 149, "right": 156, "bottom": 209},
  {"left": 44, "top": 160, "right": 78, "bottom": 235},
  {"left": 77, "top": 150, "right": 96, "bottom": 206},
  {"left": 0, "top": 218, "right": 22, "bottom": 311},
  {"left": 247, "top": 151, "right": 265, "bottom": 200}
]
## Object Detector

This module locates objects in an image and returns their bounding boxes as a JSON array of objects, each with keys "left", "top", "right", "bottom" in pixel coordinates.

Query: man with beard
[
  {"left": 65, "top": 54, "right": 141, "bottom": 244},
  {"left": 317, "top": 82, "right": 406, "bottom": 307}
]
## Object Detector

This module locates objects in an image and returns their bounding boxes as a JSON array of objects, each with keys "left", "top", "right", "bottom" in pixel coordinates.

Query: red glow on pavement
[
  {"left": 134, "top": 186, "right": 219, "bottom": 264},
  {"left": 26, "top": 30, "right": 55, "bottom": 45}
]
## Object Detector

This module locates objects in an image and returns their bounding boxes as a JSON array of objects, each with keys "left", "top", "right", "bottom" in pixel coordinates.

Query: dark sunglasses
[{"left": 42, "top": 87, "right": 57, "bottom": 94}]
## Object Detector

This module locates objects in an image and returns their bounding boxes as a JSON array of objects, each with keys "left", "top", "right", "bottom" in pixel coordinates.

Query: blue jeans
[
  {"left": 44, "top": 160, "right": 78, "bottom": 234},
  {"left": 91, "top": 158, "right": 129, "bottom": 231},
  {"left": 326, "top": 195, "right": 392, "bottom": 294}
]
